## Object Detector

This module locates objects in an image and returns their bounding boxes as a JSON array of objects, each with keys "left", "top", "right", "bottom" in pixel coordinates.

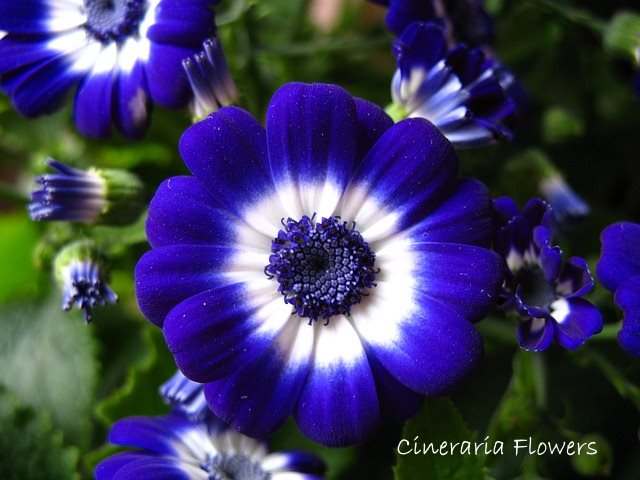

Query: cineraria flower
[
  {"left": 135, "top": 82, "right": 504, "bottom": 446},
  {"left": 183, "top": 37, "right": 238, "bottom": 120},
  {"left": 0, "top": 0, "right": 220, "bottom": 138},
  {"left": 53, "top": 241, "right": 118, "bottom": 322},
  {"left": 370, "top": 0, "right": 494, "bottom": 46},
  {"left": 95, "top": 412, "right": 326, "bottom": 480},
  {"left": 160, "top": 370, "right": 211, "bottom": 422},
  {"left": 390, "top": 22, "right": 514, "bottom": 148},
  {"left": 597, "top": 222, "right": 640, "bottom": 356},
  {"left": 539, "top": 174, "right": 590, "bottom": 227},
  {"left": 494, "top": 197, "right": 602, "bottom": 351},
  {"left": 28, "top": 158, "right": 144, "bottom": 225}
]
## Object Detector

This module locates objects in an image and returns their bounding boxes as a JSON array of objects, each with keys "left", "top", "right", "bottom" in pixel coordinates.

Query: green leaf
[
  {"left": 0, "top": 214, "right": 40, "bottom": 302},
  {"left": 0, "top": 296, "right": 97, "bottom": 446},
  {"left": 95, "top": 325, "right": 177, "bottom": 425},
  {"left": 0, "top": 386, "right": 80, "bottom": 480},
  {"left": 394, "top": 398, "right": 487, "bottom": 480},
  {"left": 603, "top": 10, "right": 640, "bottom": 61}
]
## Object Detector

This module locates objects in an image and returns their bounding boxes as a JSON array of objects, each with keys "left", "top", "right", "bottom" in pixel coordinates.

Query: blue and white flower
[
  {"left": 28, "top": 158, "right": 144, "bottom": 224},
  {"left": 597, "top": 222, "right": 640, "bottom": 356},
  {"left": 135, "top": 82, "right": 504, "bottom": 446},
  {"left": 494, "top": 197, "right": 602, "bottom": 351},
  {"left": 539, "top": 174, "right": 590, "bottom": 227},
  {"left": 160, "top": 370, "right": 211, "bottom": 423},
  {"left": 391, "top": 22, "right": 514, "bottom": 148},
  {"left": 0, "top": 0, "right": 220, "bottom": 138},
  {"left": 95, "top": 412, "right": 326, "bottom": 480},
  {"left": 54, "top": 241, "right": 118, "bottom": 322}
]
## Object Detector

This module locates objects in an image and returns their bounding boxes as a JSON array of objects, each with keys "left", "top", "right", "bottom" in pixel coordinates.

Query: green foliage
[
  {"left": 570, "top": 433, "right": 612, "bottom": 477},
  {"left": 0, "top": 387, "right": 80, "bottom": 480},
  {"left": 0, "top": 296, "right": 97, "bottom": 447},
  {"left": 603, "top": 10, "right": 640, "bottom": 60},
  {"left": 0, "top": 214, "right": 40, "bottom": 302},
  {"left": 394, "top": 398, "right": 488, "bottom": 480}
]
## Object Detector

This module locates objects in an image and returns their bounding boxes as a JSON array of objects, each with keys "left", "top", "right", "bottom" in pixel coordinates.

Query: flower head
[
  {"left": 95, "top": 412, "right": 326, "bottom": 480},
  {"left": 54, "top": 241, "right": 118, "bottom": 322},
  {"left": 539, "top": 174, "right": 590, "bottom": 227},
  {"left": 0, "top": 0, "right": 220, "bottom": 138},
  {"left": 183, "top": 37, "right": 238, "bottom": 120},
  {"left": 597, "top": 222, "right": 640, "bottom": 356},
  {"left": 28, "top": 158, "right": 144, "bottom": 224},
  {"left": 494, "top": 197, "right": 602, "bottom": 351},
  {"left": 135, "top": 82, "right": 503, "bottom": 446},
  {"left": 391, "top": 22, "right": 514, "bottom": 147}
]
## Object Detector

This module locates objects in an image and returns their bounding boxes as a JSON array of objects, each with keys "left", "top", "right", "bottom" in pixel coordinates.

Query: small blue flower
[
  {"left": 54, "top": 241, "right": 118, "bottom": 323},
  {"left": 0, "top": 0, "right": 221, "bottom": 138},
  {"left": 28, "top": 158, "right": 144, "bottom": 224},
  {"left": 391, "top": 22, "right": 514, "bottom": 147},
  {"left": 597, "top": 222, "right": 640, "bottom": 357},
  {"left": 95, "top": 412, "right": 326, "bottom": 480},
  {"left": 160, "top": 370, "right": 212, "bottom": 423},
  {"left": 494, "top": 197, "right": 602, "bottom": 351},
  {"left": 135, "top": 82, "right": 504, "bottom": 446},
  {"left": 183, "top": 37, "right": 238, "bottom": 120},
  {"left": 539, "top": 174, "right": 590, "bottom": 227}
]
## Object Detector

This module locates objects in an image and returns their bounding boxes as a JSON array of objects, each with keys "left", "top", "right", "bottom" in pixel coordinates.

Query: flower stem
[
  {"left": 590, "top": 322, "right": 622, "bottom": 342},
  {"left": 526, "top": 0, "right": 606, "bottom": 36}
]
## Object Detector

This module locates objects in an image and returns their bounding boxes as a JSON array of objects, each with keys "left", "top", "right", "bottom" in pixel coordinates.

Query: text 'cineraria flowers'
[
  {"left": 494, "top": 197, "right": 602, "bottom": 351},
  {"left": 597, "top": 222, "right": 640, "bottom": 357},
  {"left": 135, "top": 82, "right": 504, "bottom": 446},
  {"left": 390, "top": 21, "right": 514, "bottom": 148},
  {"left": 96, "top": 413, "right": 326, "bottom": 479},
  {"left": 0, "top": 0, "right": 220, "bottom": 138}
]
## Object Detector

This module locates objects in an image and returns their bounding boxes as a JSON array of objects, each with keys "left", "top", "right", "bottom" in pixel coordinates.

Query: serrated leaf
[
  {"left": 0, "top": 386, "right": 80, "bottom": 480},
  {"left": 0, "top": 296, "right": 97, "bottom": 446},
  {"left": 95, "top": 325, "right": 177, "bottom": 425},
  {"left": 394, "top": 398, "right": 487, "bottom": 480}
]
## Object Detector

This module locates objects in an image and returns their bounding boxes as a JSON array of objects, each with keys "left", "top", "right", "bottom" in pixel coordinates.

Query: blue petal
[
  {"left": 145, "top": 43, "right": 194, "bottom": 108},
  {"left": 145, "top": 176, "right": 238, "bottom": 248},
  {"left": 266, "top": 83, "right": 358, "bottom": 193},
  {"left": 163, "top": 283, "right": 290, "bottom": 383},
  {"left": 556, "top": 256, "right": 594, "bottom": 297},
  {"left": 353, "top": 292, "right": 482, "bottom": 396},
  {"left": 114, "top": 60, "right": 151, "bottom": 138},
  {"left": 517, "top": 316, "right": 554, "bottom": 351},
  {"left": 615, "top": 276, "right": 640, "bottom": 357},
  {"left": 407, "top": 178, "right": 494, "bottom": 247},
  {"left": 95, "top": 453, "right": 146, "bottom": 480},
  {"left": 0, "top": 2, "right": 55, "bottom": 33},
  {"left": 597, "top": 222, "right": 640, "bottom": 292},
  {"left": 408, "top": 242, "right": 503, "bottom": 322},
  {"left": 353, "top": 97, "right": 394, "bottom": 164},
  {"left": 203, "top": 320, "right": 312, "bottom": 438},
  {"left": 147, "top": 0, "right": 216, "bottom": 46},
  {"left": 135, "top": 244, "right": 240, "bottom": 327},
  {"left": 385, "top": 1, "right": 438, "bottom": 36},
  {"left": 261, "top": 451, "right": 326, "bottom": 475},
  {"left": 552, "top": 298, "right": 602, "bottom": 350},
  {"left": 179, "top": 106, "right": 273, "bottom": 217},
  {"left": 0, "top": 36, "right": 60, "bottom": 76},
  {"left": 108, "top": 414, "right": 196, "bottom": 456},
  {"left": 74, "top": 57, "right": 116, "bottom": 139},
  {"left": 294, "top": 320, "right": 380, "bottom": 447},
  {"left": 100, "top": 456, "right": 194, "bottom": 480},
  {"left": 348, "top": 117, "right": 458, "bottom": 230}
]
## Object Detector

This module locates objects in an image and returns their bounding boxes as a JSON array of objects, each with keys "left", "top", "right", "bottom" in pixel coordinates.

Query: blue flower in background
[
  {"left": 160, "top": 370, "right": 211, "bottom": 423},
  {"left": 539, "top": 174, "right": 590, "bottom": 227},
  {"left": 135, "top": 82, "right": 503, "bottom": 446},
  {"left": 597, "top": 222, "right": 640, "bottom": 357},
  {"left": 0, "top": 0, "right": 219, "bottom": 138},
  {"left": 391, "top": 22, "right": 514, "bottom": 148},
  {"left": 95, "top": 412, "right": 326, "bottom": 480},
  {"left": 494, "top": 197, "right": 602, "bottom": 351}
]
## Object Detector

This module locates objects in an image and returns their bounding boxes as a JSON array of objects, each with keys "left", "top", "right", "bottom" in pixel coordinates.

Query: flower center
[
  {"left": 514, "top": 265, "right": 556, "bottom": 309},
  {"left": 201, "top": 454, "right": 268, "bottom": 480},
  {"left": 83, "top": 0, "right": 147, "bottom": 43},
  {"left": 265, "top": 215, "right": 377, "bottom": 324}
]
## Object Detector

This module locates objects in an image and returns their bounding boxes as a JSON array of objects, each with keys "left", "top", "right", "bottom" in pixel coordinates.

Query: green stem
[
  {"left": 590, "top": 322, "right": 622, "bottom": 342},
  {"left": 582, "top": 347, "right": 640, "bottom": 410},
  {"left": 527, "top": 0, "right": 606, "bottom": 35},
  {"left": 531, "top": 351, "right": 548, "bottom": 411}
]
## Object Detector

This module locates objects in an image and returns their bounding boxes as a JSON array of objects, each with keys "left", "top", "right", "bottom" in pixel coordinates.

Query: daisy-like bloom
[
  {"left": 135, "top": 82, "right": 504, "bottom": 446},
  {"left": 28, "top": 158, "right": 144, "bottom": 224},
  {"left": 494, "top": 197, "right": 602, "bottom": 351},
  {"left": 95, "top": 412, "right": 327, "bottom": 480},
  {"left": 0, "top": 0, "right": 220, "bottom": 138},
  {"left": 390, "top": 22, "right": 514, "bottom": 148},
  {"left": 160, "top": 370, "right": 211, "bottom": 422},
  {"left": 597, "top": 222, "right": 640, "bottom": 356},
  {"left": 53, "top": 241, "right": 118, "bottom": 322},
  {"left": 183, "top": 37, "right": 238, "bottom": 120}
]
